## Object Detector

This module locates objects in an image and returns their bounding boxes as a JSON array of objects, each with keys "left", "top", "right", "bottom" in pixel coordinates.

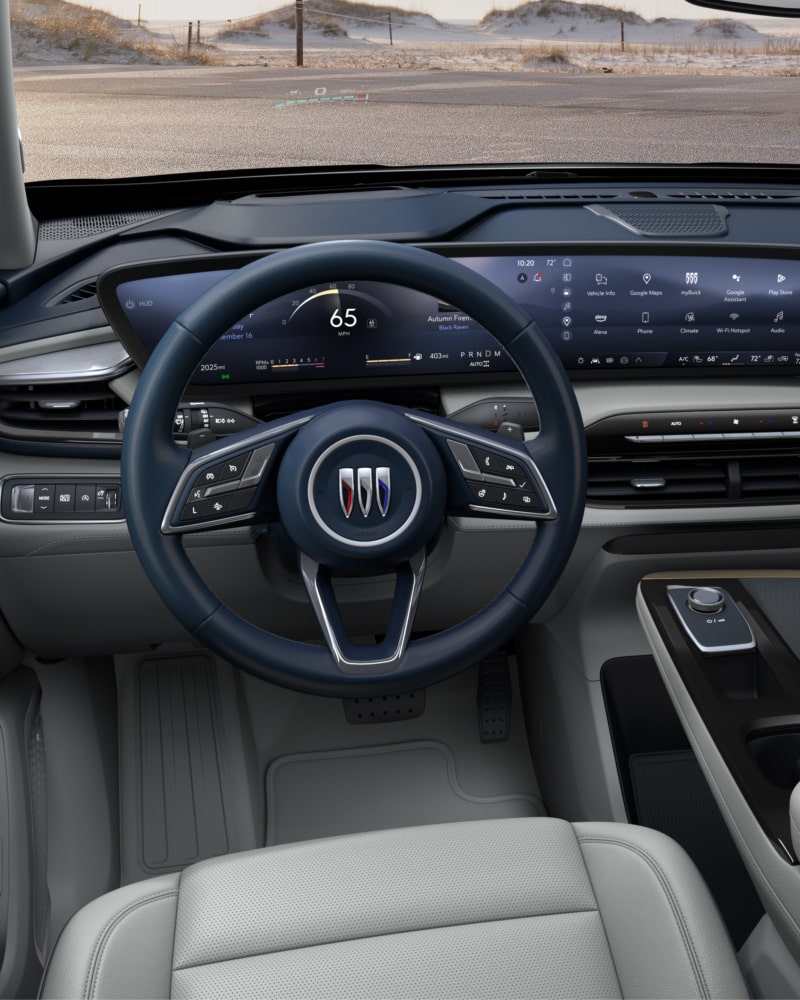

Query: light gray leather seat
[{"left": 41, "top": 817, "right": 748, "bottom": 999}]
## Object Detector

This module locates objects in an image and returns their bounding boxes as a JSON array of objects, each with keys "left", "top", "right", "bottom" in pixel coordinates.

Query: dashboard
[
  {"left": 100, "top": 248, "right": 800, "bottom": 388},
  {"left": 2, "top": 165, "right": 800, "bottom": 662}
]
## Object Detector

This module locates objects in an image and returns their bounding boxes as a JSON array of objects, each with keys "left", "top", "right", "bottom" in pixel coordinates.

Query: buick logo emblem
[{"left": 339, "top": 467, "right": 391, "bottom": 518}]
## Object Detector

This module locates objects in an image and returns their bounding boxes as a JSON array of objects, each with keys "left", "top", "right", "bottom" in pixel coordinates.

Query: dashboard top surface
[{"left": 1, "top": 172, "right": 800, "bottom": 457}]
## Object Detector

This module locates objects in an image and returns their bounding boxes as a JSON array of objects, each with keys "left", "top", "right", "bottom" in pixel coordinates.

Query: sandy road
[{"left": 13, "top": 65, "right": 800, "bottom": 180}]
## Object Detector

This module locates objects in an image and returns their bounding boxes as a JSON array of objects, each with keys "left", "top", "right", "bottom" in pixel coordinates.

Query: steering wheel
[{"left": 122, "top": 241, "right": 586, "bottom": 697}]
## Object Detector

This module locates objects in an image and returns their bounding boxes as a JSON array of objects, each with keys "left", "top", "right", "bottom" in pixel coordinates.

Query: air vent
[
  {"left": 38, "top": 210, "right": 172, "bottom": 240},
  {"left": 740, "top": 456, "right": 800, "bottom": 501},
  {"left": 0, "top": 381, "right": 124, "bottom": 445},
  {"left": 588, "top": 458, "right": 727, "bottom": 505},
  {"left": 54, "top": 280, "right": 98, "bottom": 306},
  {"left": 473, "top": 192, "right": 615, "bottom": 202},
  {"left": 460, "top": 188, "right": 800, "bottom": 205},
  {"left": 589, "top": 453, "right": 800, "bottom": 507},
  {"left": 667, "top": 191, "right": 796, "bottom": 202}
]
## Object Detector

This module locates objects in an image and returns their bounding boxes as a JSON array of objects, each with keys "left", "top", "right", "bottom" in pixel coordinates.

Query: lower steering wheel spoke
[{"left": 300, "top": 549, "right": 426, "bottom": 674}]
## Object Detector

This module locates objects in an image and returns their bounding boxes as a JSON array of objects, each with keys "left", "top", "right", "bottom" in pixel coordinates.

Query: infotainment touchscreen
[{"left": 102, "top": 251, "right": 800, "bottom": 386}]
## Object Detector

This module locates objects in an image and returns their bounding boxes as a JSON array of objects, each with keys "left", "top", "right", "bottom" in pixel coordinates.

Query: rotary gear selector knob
[
  {"left": 667, "top": 584, "right": 755, "bottom": 655},
  {"left": 687, "top": 587, "right": 726, "bottom": 614}
]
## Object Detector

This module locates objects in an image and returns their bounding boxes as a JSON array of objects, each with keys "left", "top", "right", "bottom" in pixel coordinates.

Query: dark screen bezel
[{"left": 97, "top": 242, "right": 800, "bottom": 395}]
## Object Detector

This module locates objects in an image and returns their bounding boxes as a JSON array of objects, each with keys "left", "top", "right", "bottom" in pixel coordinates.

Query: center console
[{"left": 638, "top": 573, "right": 800, "bottom": 964}]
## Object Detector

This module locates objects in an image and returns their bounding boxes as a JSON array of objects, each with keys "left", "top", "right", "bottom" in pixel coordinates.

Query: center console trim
[{"left": 638, "top": 570, "right": 800, "bottom": 967}]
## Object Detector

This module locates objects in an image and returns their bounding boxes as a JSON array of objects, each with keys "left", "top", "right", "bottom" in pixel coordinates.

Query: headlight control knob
[{"left": 687, "top": 587, "right": 725, "bottom": 614}]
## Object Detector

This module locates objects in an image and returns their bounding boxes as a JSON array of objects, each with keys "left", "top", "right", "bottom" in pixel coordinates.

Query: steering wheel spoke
[
  {"left": 300, "top": 550, "right": 426, "bottom": 674},
  {"left": 407, "top": 412, "right": 557, "bottom": 521},
  {"left": 161, "top": 414, "right": 312, "bottom": 534}
]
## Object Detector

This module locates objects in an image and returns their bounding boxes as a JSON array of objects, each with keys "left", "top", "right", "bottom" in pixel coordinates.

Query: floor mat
[
  {"left": 266, "top": 739, "right": 542, "bottom": 845},
  {"left": 118, "top": 652, "right": 260, "bottom": 884},
  {"left": 136, "top": 654, "right": 230, "bottom": 872},
  {"left": 630, "top": 749, "right": 763, "bottom": 948}
]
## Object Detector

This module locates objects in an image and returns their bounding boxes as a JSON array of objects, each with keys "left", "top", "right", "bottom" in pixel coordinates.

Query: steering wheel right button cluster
[{"left": 446, "top": 438, "right": 549, "bottom": 517}]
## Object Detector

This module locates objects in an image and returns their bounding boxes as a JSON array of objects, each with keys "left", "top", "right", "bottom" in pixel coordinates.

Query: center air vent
[
  {"left": 589, "top": 453, "right": 800, "bottom": 508},
  {"left": 0, "top": 381, "right": 125, "bottom": 446},
  {"left": 589, "top": 458, "right": 727, "bottom": 505},
  {"left": 739, "top": 456, "right": 800, "bottom": 499}
]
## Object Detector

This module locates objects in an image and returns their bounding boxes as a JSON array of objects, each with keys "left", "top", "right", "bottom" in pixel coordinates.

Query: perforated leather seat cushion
[{"left": 41, "top": 817, "right": 749, "bottom": 999}]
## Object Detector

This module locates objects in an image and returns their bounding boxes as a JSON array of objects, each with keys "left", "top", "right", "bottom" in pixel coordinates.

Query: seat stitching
[
  {"left": 84, "top": 889, "right": 178, "bottom": 999},
  {"left": 571, "top": 834, "right": 625, "bottom": 999},
  {"left": 576, "top": 835, "right": 710, "bottom": 1000},
  {"left": 171, "top": 868, "right": 186, "bottom": 989},
  {"left": 171, "top": 907, "right": 600, "bottom": 972},
  {"left": 790, "top": 807, "right": 800, "bottom": 851}
]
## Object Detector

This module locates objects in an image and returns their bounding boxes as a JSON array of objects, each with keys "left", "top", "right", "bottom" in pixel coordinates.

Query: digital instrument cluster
[{"left": 99, "top": 249, "right": 800, "bottom": 387}]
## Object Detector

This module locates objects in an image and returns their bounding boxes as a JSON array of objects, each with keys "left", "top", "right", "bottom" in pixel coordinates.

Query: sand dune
[{"left": 10, "top": 0, "right": 800, "bottom": 75}]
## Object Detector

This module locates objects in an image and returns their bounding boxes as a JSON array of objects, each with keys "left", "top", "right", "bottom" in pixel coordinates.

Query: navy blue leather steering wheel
[{"left": 122, "top": 241, "right": 586, "bottom": 696}]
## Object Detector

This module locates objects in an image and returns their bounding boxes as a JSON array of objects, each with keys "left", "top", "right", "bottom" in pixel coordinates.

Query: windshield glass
[{"left": 10, "top": 0, "right": 800, "bottom": 180}]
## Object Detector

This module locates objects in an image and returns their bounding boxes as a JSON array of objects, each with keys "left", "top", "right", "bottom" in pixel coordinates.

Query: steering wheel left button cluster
[{"left": 173, "top": 443, "right": 275, "bottom": 530}]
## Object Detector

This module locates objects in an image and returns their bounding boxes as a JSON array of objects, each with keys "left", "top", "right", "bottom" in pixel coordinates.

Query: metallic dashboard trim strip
[
  {"left": 0, "top": 340, "right": 132, "bottom": 384},
  {"left": 0, "top": 325, "right": 119, "bottom": 362}
]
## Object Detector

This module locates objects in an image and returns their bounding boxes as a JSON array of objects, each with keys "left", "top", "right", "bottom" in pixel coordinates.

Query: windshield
[{"left": 9, "top": 0, "right": 800, "bottom": 181}]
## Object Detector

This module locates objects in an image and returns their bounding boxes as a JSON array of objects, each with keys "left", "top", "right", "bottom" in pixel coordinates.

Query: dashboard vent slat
[
  {"left": 0, "top": 382, "right": 124, "bottom": 444},
  {"left": 477, "top": 192, "right": 617, "bottom": 202},
  {"left": 668, "top": 191, "right": 795, "bottom": 202},
  {"left": 55, "top": 280, "right": 98, "bottom": 306},
  {"left": 588, "top": 459, "right": 727, "bottom": 505},
  {"left": 590, "top": 453, "right": 800, "bottom": 507},
  {"left": 461, "top": 188, "right": 800, "bottom": 205},
  {"left": 740, "top": 456, "right": 800, "bottom": 500}
]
